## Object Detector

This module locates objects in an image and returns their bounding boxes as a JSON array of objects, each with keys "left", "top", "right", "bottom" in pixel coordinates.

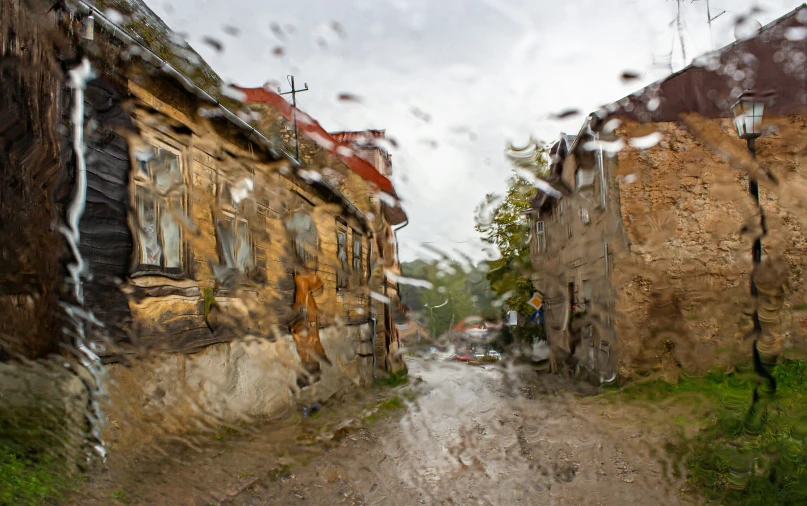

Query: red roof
[
  {"left": 232, "top": 86, "right": 394, "bottom": 194},
  {"left": 331, "top": 130, "right": 386, "bottom": 144}
]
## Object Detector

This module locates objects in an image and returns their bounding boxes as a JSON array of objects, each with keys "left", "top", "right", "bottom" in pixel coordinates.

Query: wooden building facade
[{"left": 1, "top": 0, "right": 408, "bottom": 387}]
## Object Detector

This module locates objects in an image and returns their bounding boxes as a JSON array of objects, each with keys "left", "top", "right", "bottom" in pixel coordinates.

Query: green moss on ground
[
  {"left": 617, "top": 360, "right": 807, "bottom": 505},
  {"left": 0, "top": 410, "right": 76, "bottom": 506},
  {"left": 373, "top": 369, "right": 409, "bottom": 388}
]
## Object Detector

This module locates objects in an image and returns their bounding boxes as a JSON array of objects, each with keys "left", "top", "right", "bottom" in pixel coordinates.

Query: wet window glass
[{"left": 4, "top": 1, "right": 807, "bottom": 505}]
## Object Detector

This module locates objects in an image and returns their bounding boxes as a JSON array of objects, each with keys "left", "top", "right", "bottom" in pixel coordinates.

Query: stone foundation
[{"left": 102, "top": 323, "right": 373, "bottom": 447}]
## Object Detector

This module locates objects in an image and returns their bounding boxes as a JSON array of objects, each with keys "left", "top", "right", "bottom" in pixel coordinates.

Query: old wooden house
[
  {"left": 1, "top": 0, "right": 408, "bottom": 428},
  {"left": 530, "top": 4, "right": 807, "bottom": 383}
]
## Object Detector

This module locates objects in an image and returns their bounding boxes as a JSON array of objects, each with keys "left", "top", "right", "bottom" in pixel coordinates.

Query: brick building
[{"left": 529, "top": 4, "right": 807, "bottom": 383}]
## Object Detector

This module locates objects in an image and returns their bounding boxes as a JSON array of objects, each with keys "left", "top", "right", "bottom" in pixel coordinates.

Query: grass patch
[
  {"left": 373, "top": 369, "right": 409, "bottom": 388},
  {"left": 364, "top": 394, "right": 408, "bottom": 424},
  {"left": 617, "top": 360, "right": 807, "bottom": 505},
  {"left": 267, "top": 463, "right": 292, "bottom": 481},
  {"left": 111, "top": 489, "right": 129, "bottom": 503},
  {"left": 0, "top": 407, "right": 80, "bottom": 506},
  {"left": 0, "top": 450, "right": 68, "bottom": 506}
]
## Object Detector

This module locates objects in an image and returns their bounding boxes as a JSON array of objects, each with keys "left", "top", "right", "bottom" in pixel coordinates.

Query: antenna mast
[{"left": 706, "top": 0, "right": 726, "bottom": 49}]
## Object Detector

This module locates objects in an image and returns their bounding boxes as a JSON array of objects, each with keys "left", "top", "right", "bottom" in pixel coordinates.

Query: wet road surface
[
  {"left": 71, "top": 358, "right": 685, "bottom": 505},
  {"left": 227, "top": 359, "right": 683, "bottom": 505}
]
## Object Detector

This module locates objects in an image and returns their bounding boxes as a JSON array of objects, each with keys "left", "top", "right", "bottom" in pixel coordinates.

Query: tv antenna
[{"left": 706, "top": 0, "right": 726, "bottom": 48}]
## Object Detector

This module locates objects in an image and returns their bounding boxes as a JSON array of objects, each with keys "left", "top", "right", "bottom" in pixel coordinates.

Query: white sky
[{"left": 150, "top": 0, "right": 800, "bottom": 262}]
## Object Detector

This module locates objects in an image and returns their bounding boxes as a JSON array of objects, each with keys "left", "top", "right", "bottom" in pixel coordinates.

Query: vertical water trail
[
  {"left": 62, "top": 58, "right": 93, "bottom": 305},
  {"left": 60, "top": 58, "right": 107, "bottom": 460}
]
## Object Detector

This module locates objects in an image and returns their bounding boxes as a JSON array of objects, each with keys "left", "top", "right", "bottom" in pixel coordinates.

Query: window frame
[
  {"left": 130, "top": 137, "right": 190, "bottom": 279},
  {"left": 288, "top": 208, "right": 318, "bottom": 269},
  {"left": 216, "top": 176, "right": 256, "bottom": 276},
  {"left": 216, "top": 211, "right": 255, "bottom": 275},
  {"left": 352, "top": 230, "right": 363, "bottom": 282},
  {"left": 535, "top": 220, "right": 546, "bottom": 252},
  {"left": 336, "top": 220, "right": 349, "bottom": 291}
]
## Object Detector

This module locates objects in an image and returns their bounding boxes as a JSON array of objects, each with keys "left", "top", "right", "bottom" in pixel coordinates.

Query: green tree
[
  {"left": 475, "top": 139, "right": 548, "bottom": 335},
  {"left": 400, "top": 260, "right": 493, "bottom": 337}
]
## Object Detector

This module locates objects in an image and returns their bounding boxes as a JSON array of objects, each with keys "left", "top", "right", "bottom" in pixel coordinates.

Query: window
[
  {"left": 217, "top": 180, "right": 254, "bottom": 274},
  {"left": 535, "top": 220, "right": 545, "bottom": 252},
  {"left": 352, "top": 232, "right": 363, "bottom": 282},
  {"left": 336, "top": 222, "right": 349, "bottom": 290},
  {"left": 576, "top": 169, "right": 596, "bottom": 190},
  {"left": 582, "top": 279, "right": 592, "bottom": 309},
  {"left": 133, "top": 144, "right": 187, "bottom": 277},
  {"left": 216, "top": 214, "right": 253, "bottom": 274},
  {"left": 580, "top": 207, "right": 590, "bottom": 225},
  {"left": 286, "top": 210, "right": 318, "bottom": 268}
]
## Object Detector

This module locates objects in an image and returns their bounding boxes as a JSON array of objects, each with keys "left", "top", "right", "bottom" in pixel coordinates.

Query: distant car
[
  {"left": 473, "top": 349, "right": 486, "bottom": 359},
  {"left": 452, "top": 354, "right": 470, "bottom": 362},
  {"left": 487, "top": 350, "right": 501, "bottom": 360}
]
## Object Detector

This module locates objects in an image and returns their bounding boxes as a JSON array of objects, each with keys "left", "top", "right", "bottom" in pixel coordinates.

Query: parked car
[
  {"left": 473, "top": 349, "right": 486, "bottom": 359},
  {"left": 452, "top": 354, "right": 470, "bottom": 362},
  {"left": 487, "top": 350, "right": 501, "bottom": 360}
]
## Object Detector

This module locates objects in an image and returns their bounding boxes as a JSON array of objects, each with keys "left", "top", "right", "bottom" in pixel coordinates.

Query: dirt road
[{"left": 71, "top": 358, "right": 685, "bottom": 505}]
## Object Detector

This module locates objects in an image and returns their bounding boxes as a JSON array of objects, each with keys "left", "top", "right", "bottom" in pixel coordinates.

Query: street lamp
[
  {"left": 732, "top": 91, "right": 765, "bottom": 143},
  {"left": 732, "top": 90, "right": 768, "bottom": 266}
]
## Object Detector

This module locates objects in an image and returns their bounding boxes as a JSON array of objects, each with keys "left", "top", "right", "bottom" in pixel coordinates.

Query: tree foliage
[
  {"left": 399, "top": 259, "right": 495, "bottom": 337},
  {"left": 474, "top": 139, "right": 548, "bottom": 335}
]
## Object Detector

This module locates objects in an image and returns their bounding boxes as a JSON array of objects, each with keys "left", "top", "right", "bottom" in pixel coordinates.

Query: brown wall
[
  {"left": 123, "top": 86, "right": 382, "bottom": 353},
  {"left": 611, "top": 115, "right": 807, "bottom": 380},
  {"left": 531, "top": 139, "right": 622, "bottom": 381}
]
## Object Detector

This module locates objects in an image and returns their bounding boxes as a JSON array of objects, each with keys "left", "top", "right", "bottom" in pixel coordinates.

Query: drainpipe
[
  {"left": 390, "top": 219, "right": 408, "bottom": 353},
  {"left": 392, "top": 219, "right": 409, "bottom": 268},
  {"left": 370, "top": 316, "right": 377, "bottom": 369},
  {"left": 595, "top": 129, "right": 607, "bottom": 210}
]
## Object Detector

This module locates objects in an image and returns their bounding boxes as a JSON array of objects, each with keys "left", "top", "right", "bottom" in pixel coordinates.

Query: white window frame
[
  {"left": 130, "top": 138, "right": 189, "bottom": 279},
  {"left": 535, "top": 220, "right": 546, "bottom": 252}
]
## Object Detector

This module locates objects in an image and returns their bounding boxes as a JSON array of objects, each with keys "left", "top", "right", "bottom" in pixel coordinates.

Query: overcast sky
[{"left": 150, "top": 0, "right": 798, "bottom": 262}]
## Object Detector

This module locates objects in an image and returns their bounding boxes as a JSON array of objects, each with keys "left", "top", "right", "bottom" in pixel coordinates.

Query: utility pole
[{"left": 278, "top": 75, "right": 309, "bottom": 161}]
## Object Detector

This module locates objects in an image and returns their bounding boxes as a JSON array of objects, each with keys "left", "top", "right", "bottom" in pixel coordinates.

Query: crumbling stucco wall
[
  {"left": 102, "top": 323, "right": 372, "bottom": 448},
  {"left": 612, "top": 116, "right": 807, "bottom": 380}
]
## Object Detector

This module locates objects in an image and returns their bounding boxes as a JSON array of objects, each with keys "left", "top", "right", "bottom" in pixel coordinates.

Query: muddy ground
[{"left": 66, "top": 358, "right": 692, "bottom": 505}]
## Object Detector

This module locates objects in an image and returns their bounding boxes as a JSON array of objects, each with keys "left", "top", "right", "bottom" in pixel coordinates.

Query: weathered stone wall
[
  {"left": 531, "top": 143, "right": 623, "bottom": 381},
  {"left": 102, "top": 323, "right": 373, "bottom": 447},
  {"left": 611, "top": 115, "right": 807, "bottom": 380},
  {"left": 121, "top": 84, "right": 378, "bottom": 353}
]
